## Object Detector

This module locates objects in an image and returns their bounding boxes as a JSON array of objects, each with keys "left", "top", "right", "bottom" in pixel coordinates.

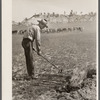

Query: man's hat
[{"left": 38, "top": 19, "right": 48, "bottom": 28}]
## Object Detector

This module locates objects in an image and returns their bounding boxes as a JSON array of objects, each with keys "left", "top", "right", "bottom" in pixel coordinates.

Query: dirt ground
[{"left": 12, "top": 27, "right": 96, "bottom": 100}]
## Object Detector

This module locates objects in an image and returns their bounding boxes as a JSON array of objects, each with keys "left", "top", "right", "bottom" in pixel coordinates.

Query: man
[{"left": 22, "top": 19, "right": 48, "bottom": 79}]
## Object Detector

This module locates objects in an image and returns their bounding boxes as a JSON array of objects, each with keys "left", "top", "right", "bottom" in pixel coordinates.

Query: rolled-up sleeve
[{"left": 35, "top": 27, "right": 41, "bottom": 52}]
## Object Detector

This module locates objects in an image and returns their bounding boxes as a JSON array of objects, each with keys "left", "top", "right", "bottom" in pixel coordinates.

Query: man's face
[{"left": 39, "top": 23, "right": 46, "bottom": 29}]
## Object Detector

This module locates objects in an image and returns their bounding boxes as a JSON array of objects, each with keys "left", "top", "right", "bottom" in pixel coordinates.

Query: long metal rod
[{"left": 33, "top": 48, "right": 59, "bottom": 69}]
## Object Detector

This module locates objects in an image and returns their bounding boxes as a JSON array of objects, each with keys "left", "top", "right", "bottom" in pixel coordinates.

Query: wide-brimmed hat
[{"left": 38, "top": 19, "right": 48, "bottom": 28}]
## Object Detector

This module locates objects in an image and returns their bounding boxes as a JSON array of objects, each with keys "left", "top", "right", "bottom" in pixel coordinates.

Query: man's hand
[
  {"left": 37, "top": 51, "right": 41, "bottom": 56},
  {"left": 33, "top": 47, "right": 41, "bottom": 55}
]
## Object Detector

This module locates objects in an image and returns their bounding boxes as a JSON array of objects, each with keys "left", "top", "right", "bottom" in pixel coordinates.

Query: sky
[{"left": 12, "top": 0, "right": 98, "bottom": 22}]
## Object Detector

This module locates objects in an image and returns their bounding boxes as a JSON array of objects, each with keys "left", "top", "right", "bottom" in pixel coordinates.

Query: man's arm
[{"left": 35, "top": 27, "right": 41, "bottom": 55}]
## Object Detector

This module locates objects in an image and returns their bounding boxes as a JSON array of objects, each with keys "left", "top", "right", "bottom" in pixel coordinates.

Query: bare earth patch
[{"left": 12, "top": 30, "right": 96, "bottom": 100}]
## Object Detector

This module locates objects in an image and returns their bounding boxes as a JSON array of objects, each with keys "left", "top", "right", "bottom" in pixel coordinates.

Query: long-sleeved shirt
[{"left": 23, "top": 24, "right": 41, "bottom": 52}]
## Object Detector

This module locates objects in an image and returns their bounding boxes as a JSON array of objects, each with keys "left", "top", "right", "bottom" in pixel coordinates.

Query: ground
[{"left": 12, "top": 21, "right": 97, "bottom": 100}]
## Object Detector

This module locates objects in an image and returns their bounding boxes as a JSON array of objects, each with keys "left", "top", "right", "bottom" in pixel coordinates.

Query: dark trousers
[{"left": 22, "top": 38, "right": 34, "bottom": 76}]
